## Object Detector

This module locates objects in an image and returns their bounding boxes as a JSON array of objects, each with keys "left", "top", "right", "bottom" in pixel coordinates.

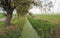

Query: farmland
[
  {"left": 28, "top": 14, "right": 60, "bottom": 38},
  {"left": 33, "top": 14, "right": 60, "bottom": 24},
  {"left": 0, "top": 14, "right": 60, "bottom": 38}
]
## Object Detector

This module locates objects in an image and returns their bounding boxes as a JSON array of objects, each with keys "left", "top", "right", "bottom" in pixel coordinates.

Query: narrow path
[
  {"left": 21, "top": 18, "right": 40, "bottom": 38},
  {"left": 0, "top": 18, "right": 5, "bottom": 21}
]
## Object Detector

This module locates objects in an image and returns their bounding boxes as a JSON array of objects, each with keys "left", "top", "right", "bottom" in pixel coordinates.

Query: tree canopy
[{"left": 0, "top": 0, "right": 37, "bottom": 25}]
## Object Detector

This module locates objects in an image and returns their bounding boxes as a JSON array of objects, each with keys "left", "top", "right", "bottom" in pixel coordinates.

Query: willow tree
[
  {"left": 0, "top": 0, "right": 36, "bottom": 26},
  {"left": 0, "top": 0, "right": 16, "bottom": 26},
  {"left": 0, "top": 0, "right": 37, "bottom": 29}
]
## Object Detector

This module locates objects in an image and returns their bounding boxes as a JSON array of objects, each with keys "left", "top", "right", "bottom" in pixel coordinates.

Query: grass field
[
  {"left": 34, "top": 14, "right": 60, "bottom": 20},
  {"left": 33, "top": 14, "right": 60, "bottom": 24}
]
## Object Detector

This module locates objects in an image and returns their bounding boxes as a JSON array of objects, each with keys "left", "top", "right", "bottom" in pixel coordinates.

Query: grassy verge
[
  {"left": 27, "top": 16, "right": 57, "bottom": 38},
  {"left": 0, "top": 21, "right": 4, "bottom": 27},
  {"left": 0, "top": 13, "right": 5, "bottom": 18}
]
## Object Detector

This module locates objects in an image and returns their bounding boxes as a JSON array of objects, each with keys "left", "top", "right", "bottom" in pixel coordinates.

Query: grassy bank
[{"left": 27, "top": 15, "right": 60, "bottom": 38}]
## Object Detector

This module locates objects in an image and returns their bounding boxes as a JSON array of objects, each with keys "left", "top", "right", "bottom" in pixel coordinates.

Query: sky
[
  {"left": 29, "top": 0, "right": 60, "bottom": 14},
  {"left": 51, "top": 0, "right": 60, "bottom": 13},
  {"left": 0, "top": 0, "right": 60, "bottom": 14}
]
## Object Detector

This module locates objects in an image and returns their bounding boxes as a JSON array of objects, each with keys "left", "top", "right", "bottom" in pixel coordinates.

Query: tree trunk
[{"left": 5, "top": 10, "right": 13, "bottom": 26}]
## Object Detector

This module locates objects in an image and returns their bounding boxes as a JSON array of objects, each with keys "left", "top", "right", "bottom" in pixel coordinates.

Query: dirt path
[{"left": 21, "top": 18, "right": 40, "bottom": 38}]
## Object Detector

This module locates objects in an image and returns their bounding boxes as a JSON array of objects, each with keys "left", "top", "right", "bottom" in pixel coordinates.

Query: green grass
[
  {"left": 34, "top": 14, "right": 60, "bottom": 20},
  {"left": 0, "top": 17, "right": 40, "bottom": 38},
  {"left": 0, "top": 14, "right": 60, "bottom": 38},
  {"left": 0, "top": 21, "right": 4, "bottom": 27},
  {"left": 27, "top": 16, "right": 57, "bottom": 38},
  {"left": 12, "top": 15, "right": 59, "bottom": 38},
  {"left": 33, "top": 14, "right": 60, "bottom": 25},
  {"left": 0, "top": 13, "right": 5, "bottom": 18}
]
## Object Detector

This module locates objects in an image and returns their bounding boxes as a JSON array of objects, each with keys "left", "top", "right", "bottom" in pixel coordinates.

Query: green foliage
[
  {"left": 4, "top": 30, "right": 18, "bottom": 38},
  {"left": 12, "top": 16, "right": 26, "bottom": 26},
  {"left": 27, "top": 16, "right": 56, "bottom": 38},
  {"left": 0, "top": 27, "right": 21, "bottom": 38},
  {"left": 12, "top": 18, "right": 20, "bottom": 25}
]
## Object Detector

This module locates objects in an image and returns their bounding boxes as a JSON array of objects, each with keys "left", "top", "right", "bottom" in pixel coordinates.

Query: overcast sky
[
  {"left": 29, "top": 0, "right": 60, "bottom": 14},
  {"left": 0, "top": 0, "right": 60, "bottom": 14}
]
